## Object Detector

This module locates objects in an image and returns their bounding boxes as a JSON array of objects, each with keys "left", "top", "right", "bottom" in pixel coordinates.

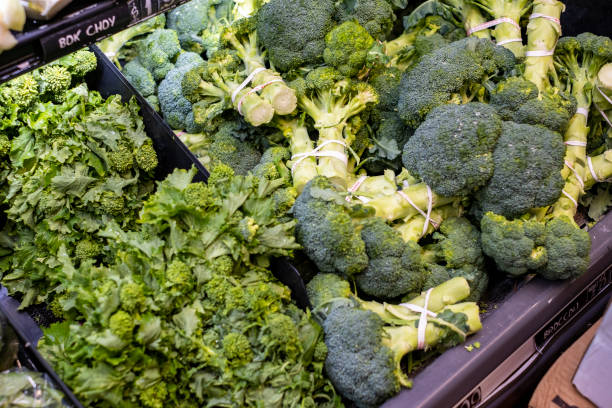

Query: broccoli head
[
  {"left": 422, "top": 217, "right": 487, "bottom": 301},
  {"left": 335, "top": 0, "right": 395, "bottom": 41},
  {"left": 474, "top": 121, "right": 565, "bottom": 219},
  {"left": 355, "top": 217, "right": 425, "bottom": 299},
  {"left": 134, "top": 140, "right": 159, "bottom": 173},
  {"left": 122, "top": 60, "right": 156, "bottom": 98},
  {"left": 397, "top": 37, "right": 515, "bottom": 128},
  {"left": 37, "top": 65, "right": 72, "bottom": 102},
  {"left": 293, "top": 177, "right": 369, "bottom": 277},
  {"left": 207, "top": 122, "right": 262, "bottom": 175},
  {"left": 539, "top": 216, "right": 590, "bottom": 280},
  {"left": 323, "top": 21, "right": 374, "bottom": 77},
  {"left": 55, "top": 49, "right": 97, "bottom": 78},
  {"left": 108, "top": 143, "right": 135, "bottom": 173},
  {"left": 256, "top": 0, "right": 336, "bottom": 71},
  {"left": 490, "top": 77, "right": 539, "bottom": 121},
  {"left": 368, "top": 66, "right": 402, "bottom": 111},
  {"left": 402, "top": 102, "right": 503, "bottom": 197},
  {"left": 136, "top": 29, "right": 182, "bottom": 81},
  {"left": 166, "top": 0, "right": 211, "bottom": 53}
]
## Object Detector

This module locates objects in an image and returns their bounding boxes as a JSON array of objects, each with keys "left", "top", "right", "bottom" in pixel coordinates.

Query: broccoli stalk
[
  {"left": 471, "top": 0, "right": 531, "bottom": 57},
  {"left": 412, "top": 0, "right": 491, "bottom": 39},
  {"left": 221, "top": 19, "right": 297, "bottom": 115},
  {"left": 275, "top": 117, "right": 318, "bottom": 192},
  {"left": 523, "top": 0, "right": 565, "bottom": 91},
  {"left": 307, "top": 274, "right": 482, "bottom": 407},
  {"left": 394, "top": 204, "right": 463, "bottom": 242},
  {"left": 584, "top": 150, "right": 612, "bottom": 188},
  {"left": 295, "top": 71, "right": 378, "bottom": 187},
  {"left": 552, "top": 34, "right": 612, "bottom": 219}
]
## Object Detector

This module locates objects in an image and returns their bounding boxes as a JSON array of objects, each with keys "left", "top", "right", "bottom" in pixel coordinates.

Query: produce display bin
[
  {"left": 0, "top": 287, "right": 83, "bottom": 408},
  {"left": 0, "top": 0, "right": 192, "bottom": 84}
]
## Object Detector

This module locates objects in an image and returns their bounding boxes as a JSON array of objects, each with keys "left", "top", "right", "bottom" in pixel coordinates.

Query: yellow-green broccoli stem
[
  {"left": 472, "top": 0, "right": 529, "bottom": 58},
  {"left": 552, "top": 113, "right": 588, "bottom": 219},
  {"left": 463, "top": 3, "right": 491, "bottom": 39},
  {"left": 382, "top": 302, "right": 482, "bottom": 388},
  {"left": 523, "top": 0, "right": 564, "bottom": 91},
  {"left": 316, "top": 126, "right": 351, "bottom": 188},
  {"left": 282, "top": 123, "right": 318, "bottom": 192},
  {"left": 393, "top": 204, "right": 463, "bottom": 242},
  {"left": 585, "top": 150, "right": 612, "bottom": 189},
  {"left": 345, "top": 171, "right": 397, "bottom": 201},
  {"left": 367, "top": 183, "right": 457, "bottom": 222},
  {"left": 364, "top": 277, "right": 472, "bottom": 322},
  {"left": 231, "top": 86, "right": 275, "bottom": 126}
]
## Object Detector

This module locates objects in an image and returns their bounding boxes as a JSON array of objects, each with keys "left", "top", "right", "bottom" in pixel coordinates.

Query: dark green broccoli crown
[
  {"left": 402, "top": 102, "right": 502, "bottom": 197},
  {"left": 490, "top": 77, "right": 539, "bottom": 121},
  {"left": 397, "top": 37, "right": 516, "bottom": 128},
  {"left": 355, "top": 217, "right": 425, "bottom": 299},
  {"left": 323, "top": 306, "right": 398, "bottom": 408},
  {"left": 137, "top": 29, "right": 181, "bottom": 81},
  {"left": 122, "top": 60, "right": 156, "bottom": 97},
  {"left": 256, "top": 0, "right": 336, "bottom": 71},
  {"left": 158, "top": 52, "right": 205, "bottom": 130},
  {"left": 335, "top": 0, "right": 395, "bottom": 41},
  {"left": 511, "top": 91, "right": 577, "bottom": 134},
  {"left": 166, "top": 0, "right": 210, "bottom": 53},
  {"left": 423, "top": 217, "right": 487, "bottom": 301},
  {"left": 368, "top": 66, "right": 402, "bottom": 110},
  {"left": 540, "top": 216, "right": 590, "bottom": 280},
  {"left": 293, "top": 177, "right": 369, "bottom": 276},
  {"left": 208, "top": 122, "right": 262, "bottom": 175},
  {"left": 480, "top": 212, "right": 548, "bottom": 277},
  {"left": 323, "top": 21, "right": 374, "bottom": 77},
  {"left": 474, "top": 122, "right": 565, "bottom": 219}
]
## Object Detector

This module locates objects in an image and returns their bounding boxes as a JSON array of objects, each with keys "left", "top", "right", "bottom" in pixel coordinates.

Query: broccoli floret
[
  {"left": 158, "top": 52, "right": 205, "bottom": 130},
  {"left": 256, "top": 0, "right": 336, "bottom": 71},
  {"left": 490, "top": 77, "right": 539, "bottom": 121},
  {"left": 134, "top": 140, "right": 159, "bottom": 173},
  {"left": 184, "top": 182, "right": 212, "bottom": 209},
  {"left": 109, "top": 310, "right": 135, "bottom": 340},
  {"left": 56, "top": 49, "right": 97, "bottom": 78},
  {"left": 368, "top": 66, "right": 402, "bottom": 111},
  {"left": 323, "top": 21, "right": 374, "bottom": 77},
  {"left": 100, "top": 192, "right": 125, "bottom": 216},
  {"left": 512, "top": 91, "right": 577, "bottom": 134},
  {"left": 122, "top": 60, "right": 156, "bottom": 97},
  {"left": 139, "top": 382, "right": 168, "bottom": 408},
  {"left": 252, "top": 146, "right": 291, "bottom": 180},
  {"left": 474, "top": 121, "right": 565, "bottom": 219},
  {"left": 422, "top": 217, "right": 487, "bottom": 301},
  {"left": 166, "top": 0, "right": 211, "bottom": 53},
  {"left": 480, "top": 212, "right": 549, "bottom": 277},
  {"left": 136, "top": 29, "right": 182, "bottom": 81},
  {"left": 540, "top": 216, "right": 591, "bottom": 280},
  {"left": 293, "top": 177, "right": 369, "bottom": 277},
  {"left": 0, "top": 134, "right": 10, "bottom": 158},
  {"left": 402, "top": 103, "right": 502, "bottom": 197},
  {"left": 165, "top": 259, "right": 194, "bottom": 294},
  {"left": 74, "top": 239, "right": 101, "bottom": 260},
  {"left": 120, "top": 282, "right": 146, "bottom": 312},
  {"left": 222, "top": 332, "right": 253, "bottom": 365},
  {"left": 335, "top": 0, "right": 395, "bottom": 41},
  {"left": 98, "top": 14, "right": 166, "bottom": 64},
  {"left": 397, "top": 37, "right": 515, "bottom": 128},
  {"left": 37, "top": 65, "right": 72, "bottom": 102},
  {"left": 207, "top": 123, "right": 262, "bottom": 175},
  {"left": 355, "top": 217, "right": 425, "bottom": 299},
  {"left": 306, "top": 273, "right": 353, "bottom": 316},
  {"left": 108, "top": 143, "right": 135, "bottom": 173}
]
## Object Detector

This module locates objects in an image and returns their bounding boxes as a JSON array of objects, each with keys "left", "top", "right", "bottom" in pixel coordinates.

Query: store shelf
[{"left": 0, "top": 0, "right": 191, "bottom": 83}]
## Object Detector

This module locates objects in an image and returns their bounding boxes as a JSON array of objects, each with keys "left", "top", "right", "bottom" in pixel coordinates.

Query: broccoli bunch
[
  {"left": 397, "top": 37, "right": 516, "bottom": 128},
  {"left": 307, "top": 274, "right": 481, "bottom": 408}
]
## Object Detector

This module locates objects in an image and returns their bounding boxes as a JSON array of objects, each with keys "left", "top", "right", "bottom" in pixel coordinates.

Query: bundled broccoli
[{"left": 307, "top": 274, "right": 481, "bottom": 408}]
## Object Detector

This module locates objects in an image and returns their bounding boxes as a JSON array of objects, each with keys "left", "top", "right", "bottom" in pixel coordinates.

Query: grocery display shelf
[{"left": 0, "top": 0, "right": 191, "bottom": 84}]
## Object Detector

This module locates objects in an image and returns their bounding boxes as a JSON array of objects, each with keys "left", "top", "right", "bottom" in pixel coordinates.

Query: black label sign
[
  {"left": 535, "top": 266, "right": 612, "bottom": 350},
  {"left": 40, "top": 6, "right": 131, "bottom": 60},
  {"left": 126, "top": 0, "right": 191, "bottom": 21}
]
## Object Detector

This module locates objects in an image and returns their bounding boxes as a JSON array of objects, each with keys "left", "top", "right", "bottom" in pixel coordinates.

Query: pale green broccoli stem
[
  {"left": 463, "top": 3, "right": 491, "bottom": 39},
  {"left": 523, "top": 0, "right": 564, "bottom": 91},
  {"left": 211, "top": 72, "right": 275, "bottom": 126},
  {"left": 394, "top": 204, "right": 463, "bottom": 242},
  {"left": 367, "top": 183, "right": 457, "bottom": 222},
  {"left": 594, "top": 63, "right": 612, "bottom": 109},
  {"left": 361, "top": 277, "right": 472, "bottom": 323},
  {"left": 316, "top": 126, "right": 351, "bottom": 187},
  {"left": 552, "top": 114, "right": 588, "bottom": 220},
  {"left": 223, "top": 31, "right": 297, "bottom": 115},
  {"left": 278, "top": 120, "right": 317, "bottom": 192},
  {"left": 472, "top": 0, "right": 530, "bottom": 58},
  {"left": 585, "top": 150, "right": 612, "bottom": 188},
  {"left": 346, "top": 171, "right": 397, "bottom": 200},
  {"left": 382, "top": 302, "right": 481, "bottom": 387},
  {"left": 384, "top": 30, "right": 418, "bottom": 61}
]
